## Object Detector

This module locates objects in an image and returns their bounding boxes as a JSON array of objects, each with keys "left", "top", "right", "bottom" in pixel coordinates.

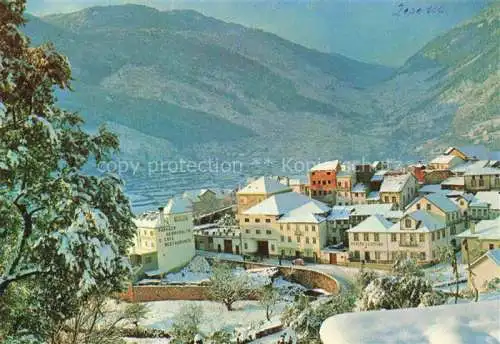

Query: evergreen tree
[{"left": 0, "top": 0, "right": 135, "bottom": 341}]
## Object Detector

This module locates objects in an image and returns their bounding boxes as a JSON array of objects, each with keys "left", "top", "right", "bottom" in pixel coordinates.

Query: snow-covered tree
[
  {"left": 0, "top": 0, "right": 135, "bottom": 340},
  {"left": 216, "top": 214, "right": 237, "bottom": 227},
  {"left": 437, "top": 245, "right": 462, "bottom": 303},
  {"left": 391, "top": 256, "right": 424, "bottom": 277},
  {"left": 358, "top": 275, "right": 434, "bottom": 311},
  {"left": 208, "top": 263, "right": 254, "bottom": 311},
  {"left": 171, "top": 304, "right": 204, "bottom": 344},
  {"left": 353, "top": 267, "right": 379, "bottom": 295},
  {"left": 258, "top": 285, "right": 280, "bottom": 321},
  {"left": 281, "top": 293, "right": 356, "bottom": 344}
]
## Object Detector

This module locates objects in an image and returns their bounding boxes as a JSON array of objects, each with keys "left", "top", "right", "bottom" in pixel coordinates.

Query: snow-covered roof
[
  {"left": 242, "top": 192, "right": 327, "bottom": 216},
  {"left": 327, "top": 206, "right": 351, "bottom": 221},
  {"left": 347, "top": 214, "right": 394, "bottom": 233},
  {"left": 366, "top": 191, "right": 380, "bottom": 201},
  {"left": 464, "top": 166, "right": 500, "bottom": 176},
  {"left": 385, "top": 210, "right": 404, "bottom": 219},
  {"left": 133, "top": 211, "right": 161, "bottom": 228},
  {"left": 277, "top": 204, "right": 327, "bottom": 224},
  {"left": 441, "top": 176, "right": 465, "bottom": 186},
  {"left": 287, "top": 175, "right": 308, "bottom": 186},
  {"left": 238, "top": 176, "right": 291, "bottom": 194},
  {"left": 457, "top": 217, "right": 500, "bottom": 240},
  {"left": 352, "top": 183, "right": 368, "bottom": 193},
  {"left": 379, "top": 173, "right": 413, "bottom": 193},
  {"left": 406, "top": 193, "right": 459, "bottom": 213},
  {"left": 164, "top": 197, "right": 192, "bottom": 214},
  {"left": 418, "top": 184, "right": 443, "bottom": 194},
  {"left": 486, "top": 248, "right": 500, "bottom": 266},
  {"left": 320, "top": 300, "right": 500, "bottom": 344},
  {"left": 472, "top": 191, "right": 500, "bottom": 209},
  {"left": 348, "top": 203, "right": 394, "bottom": 217},
  {"left": 451, "top": 160, "right": 489, "bottom": 174},
  {"left": 310, "top": 160, "right": 340, "bottom": 171},
  {"left": 183, "top": 188, "right": 231, "bottom": 201},
  {"left": 404, "top": 210, "right": 446, "bottom": 231},
  {"left": 430, "top": 154, "right": 462, "bottom": 165},
  {"left": 337, "top": 171, "right": 354, "bottom": 178}
]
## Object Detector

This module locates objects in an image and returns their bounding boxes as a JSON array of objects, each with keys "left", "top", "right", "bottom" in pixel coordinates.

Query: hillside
[
  {"left": 24, "top": 5, "right": 398, "bottom": 167},
  {"left": 21, "top": 4, "right": 500, "bottom": 204},
  {"left": 369, "top": 3, "right": 499, "bottom": 156}
]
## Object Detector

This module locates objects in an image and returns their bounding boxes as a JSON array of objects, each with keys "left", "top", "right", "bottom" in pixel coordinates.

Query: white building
[{"left": 131, "top": 197, "right": 195, "bottom": 274}]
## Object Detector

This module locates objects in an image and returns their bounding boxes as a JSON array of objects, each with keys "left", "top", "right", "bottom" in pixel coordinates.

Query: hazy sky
[{"left": 27, "top": 0, "right": 488, "bottom": 66}]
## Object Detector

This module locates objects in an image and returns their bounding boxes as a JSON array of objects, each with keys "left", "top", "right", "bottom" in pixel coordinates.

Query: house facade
[
  {"left": 464, "top": 167, "right": 500, "bottom": 192},
  {"left": 336, "top": 171, "right": 357, "bottom": 205},
  {"left": 239, "top": 192, "right": 330, "bottom": 259},
  {"left": 468, "top": 249, "right": 500, "bottom": 291},
  {"left": 379, "top": 173, "right": 418, "bottom": 210},
  {"left": 457, "top": 217, "right": 500, "bottom": 262},
  {"left": 130, "top": 197, "right": 196, "bottom": 274},
  {"left": 428, "top": 155, "right": 464, "bottom": 170},
  {"left": 309, "top": 160, "right": 341, "bottom": 203},
  {"left": 347, "top": 211, "right": 451, "bottom": 264}
]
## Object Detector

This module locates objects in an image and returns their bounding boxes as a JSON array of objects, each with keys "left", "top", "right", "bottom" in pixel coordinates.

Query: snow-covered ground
[
  {"left": 137, "top": 300, "right": 288, "bottom": 336},
  {"left": 423, "top": 257, "right": 467, "bottom": 286},
  {"left": 320, "top": 300, "right": 500, "bottom": 344}
]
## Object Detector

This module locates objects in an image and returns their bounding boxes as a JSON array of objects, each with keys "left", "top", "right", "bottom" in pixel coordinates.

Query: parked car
[{"left": 292, "top": 258, "right": 304, "bottom": 266}]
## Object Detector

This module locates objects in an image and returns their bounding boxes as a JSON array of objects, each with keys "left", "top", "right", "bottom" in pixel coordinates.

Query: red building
[
  {"left": 409, "top": 163, "right": 426, "bottom": 184},
  {"left": 309, "top": 160, "right": 341, "bottom": 199}
]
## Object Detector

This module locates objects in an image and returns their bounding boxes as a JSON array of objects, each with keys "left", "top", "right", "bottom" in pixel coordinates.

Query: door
[
  {"left": 329, "top": 253, "right": 337, "bottom": 265},
  {"left": 364, "top": 251, "right": 370, "bottom": 262},
  {"left": 235, "top": 245, "right": 240, "bottom": 255},
  {"left": 295, "top": 250, "right": 301, "bottom": 258},
  {"left": 224, "top": 240, "right": 233, "bottom": 253},
  {"left": 257, "top": 241, "right": 270, "bottom": 257}
]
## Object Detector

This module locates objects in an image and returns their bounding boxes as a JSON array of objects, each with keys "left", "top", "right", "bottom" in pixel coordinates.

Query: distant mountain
[
  {"left": 25, "top": 5, "right": 397, "bottom": 166},
  {"left": 23, "top": 4, "right": 499, "bottom": 167},
  {"left": 368, "top": 3, "right": 499, "bottom": 156}
]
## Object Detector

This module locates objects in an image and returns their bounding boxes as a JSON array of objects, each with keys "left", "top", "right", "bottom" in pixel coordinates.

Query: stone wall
[
  {"left": 239, "top": 261, "right": 340, "bottom": 294},
  {"left": 119, "top": 261, "right": 340, "bottom": 302},
  {"left": 119, "top": 285, "right": 210, "bottom": 302}
]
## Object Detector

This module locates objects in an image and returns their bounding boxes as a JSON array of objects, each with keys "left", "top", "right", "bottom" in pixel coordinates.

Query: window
[
  {"left": 280, "top": 224, "right": 283, "bottom": 230},
  {"left": 312, "top": 237, "right": 317, "bottom": 244},
  {"left": 256, "top": 229, "right": 261, "bottom": 234},
  {"left": 450, "top": 225, "right": 456, "bottom": 235},
  {"left": 244, "top": 243, "right": 248, "bottom": 249},
  {"left": 287, "top": 224, "right": 291, "bottom": 230},
  {"left": 405, "top": 219, "right": 412, "bottom": 228},
  {"left": 265, "top": 218, "right": 271, "bottom": 223},
  {"left": 384, "top": 196, "right": 389, "bottom": 203},
  {"left": 311, "top": 226, "right": 316, "bottom": 232},
  {"left": 328, "top": 180, "right": 332, "bottom": 184},
  {"left": 441, "top": 229, "right": 445, "bottom": 238},
  {"left": 271, "top": 244, "right": 275, "bottom": 251},
  {"left": 281, "top": 235, "right": 284, "bottom": 242},
  {"left": 322, "top": 181, "right": 326, "bottom": 185},
  {"left": 436, "top": 231, "right": 440, "bottom": 240},
  {"left": 416, "top": 204, "right": 421, "bottom": 210},
  {"left": 419, "top": 233, "right": 425, "bottom": 242},
  {"left": 305, "top": 225, "right": 309, "bottom": 232},
  {"left": 410, "top": 234, "right": 416, "bottom": 243},
  {"left": 288, "top": 236, "right": 292, "bottom": 242},
  {"left": 363, "top": 233, "right": 369, "bottom": 241},
  {"left": 419, "top": 252, "right": 426, "bottom": 261},
  {"left": 375, "top": 252, "right": 381, "bottom": 260},
  {"left": 145, "top": 256, "right": 152, "bottom": 264},
  {"left": 266, "top": 230, "right": 272, "bottom": 235},
  {"left": 296, "top": 236, "right": 301, "bottom": 243},
  {"left": 353, "top": 233, "right": 359, "bottom": 241},
  {"left": 392, "top": 196, "right": 397, "bottom": 203},
  {"left": 374, "top": 233, "right": 379, "bottom": 242},
  {"left": 312, "top": 180, "right": 316, "bottom": 185},
  {"left": 479, "top": 176, "right": 484, "bottom": 187},
  {"left": 312, "top": 190, "right": 317, "bottom": 196},
  {"left": 245, "top": 229, "right": 250, "bottom": 234},
  {"left": 306, "top": 237, "right": 310, "bottom": 244},
  {"left": 391, "top": 233, "right": 397, "bottom": 242},
  {"left": 432, "top": 232, "right": 435, "bottom": 241},
  {"left": 426, "top": 204, "right": 431, "bottom": 211},
  {"left": 327, "top": 172, "right": 331, "bottom": 175}
]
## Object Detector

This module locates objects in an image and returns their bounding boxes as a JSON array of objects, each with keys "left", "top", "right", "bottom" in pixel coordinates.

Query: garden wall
[
  {"left": 238, "top": 261, "right": 340, "bottom": 294},
  {"left": 119, "top": 260, "right": 340, "bottom": 302}
]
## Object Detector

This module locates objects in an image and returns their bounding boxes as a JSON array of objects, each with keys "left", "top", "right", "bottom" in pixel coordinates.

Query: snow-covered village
[{"left": 1, "top": 1, "right": 500, "bottom": 344}]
